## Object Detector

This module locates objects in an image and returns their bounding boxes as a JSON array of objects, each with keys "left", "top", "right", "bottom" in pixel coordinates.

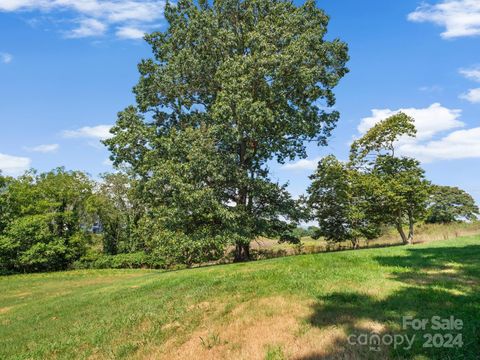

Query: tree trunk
[
  {"left": 395, "top": 217, "right": 409, "bottom": 245},
  {"left": 233, "top": 138, "right": 251, "bottom": 262},
  {"left": 351, "top": 238, "right": 360, "bottom": 249},
  {"left": 234, "top": 243, "right": 250, "bottom": 262},
  {"left": 396, "top": 222, "right": 408, "bottom": 244},
  {"left": 395, "top": 210, "right": 410, "bottom": 245},
  {"left": 407, "top": 209, "right": 414, "bottom": 245}
]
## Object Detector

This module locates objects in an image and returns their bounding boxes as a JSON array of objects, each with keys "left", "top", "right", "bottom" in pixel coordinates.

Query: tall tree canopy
[
  {"left": 105, "top": 0, "right": 349, "bottom": 260},
  {"left": 426, "top": 185, "right": 479, "bottom": 223}
]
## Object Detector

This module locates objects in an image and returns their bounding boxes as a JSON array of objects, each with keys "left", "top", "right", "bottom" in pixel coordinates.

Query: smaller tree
[
  {"left": 307, "top": 155, "right": 381, "bottom": 249},
  {"left": 371, "top": 156, "right": 430, "bottom": 244},
  {"left": 426, "top": 185, "right": 479, "bottom": 223},
  {"left": 349, "top": 112, "right": 430, "bottom": 244},
  {"left": 90, "top": 173, "right": 145, "bottom": 255}
]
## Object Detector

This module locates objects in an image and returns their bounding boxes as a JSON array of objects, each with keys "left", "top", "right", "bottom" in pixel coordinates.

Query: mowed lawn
[{"left": 1, "top": 237, "right": 480, "bottom": 360}]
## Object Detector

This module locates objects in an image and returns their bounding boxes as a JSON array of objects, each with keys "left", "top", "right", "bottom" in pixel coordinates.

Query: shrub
[
  {"left": 147, "top": 229, "right": 227, "bottom": 267},
  {"left": 73, "top": 251, "right": 165, "bottom": 270},
  {"left": 0, "top": 214, "right": 90, "bottom": 273}
]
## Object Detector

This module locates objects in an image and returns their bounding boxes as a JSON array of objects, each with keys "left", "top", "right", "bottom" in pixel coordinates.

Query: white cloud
[
  {"left": 0, "top": 52, "right": 12, "bottom": 64},
  {"left": 408, "top": 0, "right": 480, "bottom": 39},
  {"left": 0, "top": 0, "right": 165, "bottom": 39},
  {"left": 282, "top": 157, "right": 322, "bottom": 171},
  {"left": 419, "top": 85, "right": 443, "bottom": 93},
  {"left": 400, "top": 127, "right": 480, "bottom": 161},
  {"left": 358, "top": 103, "right": 464, "bottom": 140},
  {"left": 25, "top": 144, "right": 59, "bottom": 153},
  {"left": 115, "top": 26, "right": 145, "bottom": 39},
  {"left": 102, "top": 158, "right": 113, "bottom": 166},
  {"left": 63, "top": 125, "right": 112, "bottom": 140},
  {"left": 0, "top": 153, "right": 31, "bottom": 176},
  {"left": 357, "top": 103, "right": 480, "bottom": 162},
  {"left": 460, "top": 66, "right": 480, "bottom": 82},
  {"left": 460, "top": 88, "right": 480, "bottom": 103},
  {"left": 66, "top": 18, "right": 106, "bottom": 38}
]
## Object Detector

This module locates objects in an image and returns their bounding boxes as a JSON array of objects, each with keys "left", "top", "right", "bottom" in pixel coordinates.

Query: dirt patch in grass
[
  {"left": 139, "top": 296, "right": 391, "bottom": 360},
  {"left": 0, "top": 306, "right": 13, "bottom": 314}
]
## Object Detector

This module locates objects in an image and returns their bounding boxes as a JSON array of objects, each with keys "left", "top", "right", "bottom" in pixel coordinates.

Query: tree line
[
  {"left": 0, "top": 114, "right": 477, "bottom": 273},
  {"left": 1, "top": 0, "right": 478, "bottom": 273}
]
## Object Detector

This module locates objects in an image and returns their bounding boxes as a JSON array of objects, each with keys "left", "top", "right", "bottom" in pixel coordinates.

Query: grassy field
[
  {"left": 1, "top": 236, "right": 479, "bottom": 360},
  {"left": 250, "top": 222, "right": 480, "bottom": 259}
]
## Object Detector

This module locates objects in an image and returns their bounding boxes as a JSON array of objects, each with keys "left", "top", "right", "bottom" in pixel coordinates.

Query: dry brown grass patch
[
  {"left": 0, "top": 306, "right": 13, "bottom": 314},
  {"left": 135, "top": 296, "right": 392, "bottom": 360}
]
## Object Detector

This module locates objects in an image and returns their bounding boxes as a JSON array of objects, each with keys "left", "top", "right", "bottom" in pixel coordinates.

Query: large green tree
[
  {"left": 426, "top": 185, "right": 479, "bottom": 223},
  {"left": 105, "top": 0, "right": 349, "bottom": 261}
]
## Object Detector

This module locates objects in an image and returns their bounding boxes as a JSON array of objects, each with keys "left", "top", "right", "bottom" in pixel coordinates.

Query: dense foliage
[
  {"left": 426, "top": 185, "right": 479, "bottom": 223},
  {"left": 0, "top": 169, "right": 93, "bottom": 273},
  {"left": 104, "top": 0, "right": 349, "bottom": 261},
  {"left": 0, "top": 2, "right": 478, "bottom": 273},
  {"left": 307, "top": 156, "right": 382, "bottom": 248},
  {"left": 308, "top": 113, "right": 432, "bottom": 245}
]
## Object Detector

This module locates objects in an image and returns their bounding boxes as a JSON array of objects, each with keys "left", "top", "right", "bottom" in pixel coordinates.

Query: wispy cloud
[
  {"left": 0, "top": 0, "right": 165, "bottom": 39},
  {"left": 400, "top": 127, "right": 480, "bottom": 161},
  {"left": 115, "top": 26, "right": 145, "bottom": 39},
  {"left": 25, "top": 144, "right": 59, "bottom": 153},
  {"left": 460, "top": 65, "right": 480, "bottom": 82},
  {"left": 0, "top": 52, "right": 12, "bottom": 64},
  {"left": 419, "top": 85, "right": 443, "bottom": 93},
  {"left": 102, "top": 158, "right": 113, "bottom": 166},
  {"left": 282, "top": 157, "right": 322, "bottom": 171},
  {"left": 0, "top": 153, "right": 31, "bottom": 176},
  {"left": 459, "top": 66, "right": 480, "bottom": 103},
  {"left": 408, "top": 0, "right": 480, "bottom": 39},
  {"left": 63, "top": 125, "right": 112, "bottom": 140},
  {"left": 66, "top": 18, "right": 107, "bottom": 38},
  {"left": 460, "top": 88, "right": 480, "bottom": 103}
]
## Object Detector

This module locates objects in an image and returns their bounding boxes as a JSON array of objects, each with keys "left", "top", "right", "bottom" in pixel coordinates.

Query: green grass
[{"left": 1, "top": 236, "right": 480, "bottom": 359}]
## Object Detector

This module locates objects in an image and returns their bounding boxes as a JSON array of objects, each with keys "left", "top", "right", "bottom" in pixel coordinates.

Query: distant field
[
  {"left": 250, "top": 221, "right": 480, "bottom": 259},
  {"left": 1, "top": 236, "right": 480, "bottom": 359}
]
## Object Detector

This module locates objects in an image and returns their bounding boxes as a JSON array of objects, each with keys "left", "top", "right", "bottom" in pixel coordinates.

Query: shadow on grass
[{"left": 297, "top": 244, "right": 480, "bottom": 359}]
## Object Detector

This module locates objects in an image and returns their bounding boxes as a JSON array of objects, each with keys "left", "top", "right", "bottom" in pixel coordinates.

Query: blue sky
[{"left": 0, "top": 0, "right": 479, "bottom": 203}]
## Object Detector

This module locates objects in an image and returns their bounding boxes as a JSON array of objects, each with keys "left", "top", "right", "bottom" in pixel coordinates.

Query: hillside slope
[{"left": 1, "top": 236, "right": 479, "bottom": 360}]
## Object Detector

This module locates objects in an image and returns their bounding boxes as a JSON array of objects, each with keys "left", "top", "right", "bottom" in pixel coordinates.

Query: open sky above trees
[{"left": 1, "top": 0, "right": 479, "bottom": 203}]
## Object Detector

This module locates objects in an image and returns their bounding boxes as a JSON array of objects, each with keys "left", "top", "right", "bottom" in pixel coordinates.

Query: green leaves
[
  {"left": 307, "top": 111, "right": 437, "bottom": 247},
  {"left": 426, "top": 185, "right": 479, "bottom": 223},
  {"left": 348, "top": 113, "right": 430, "bottom": 244},
  {"left": 350, "top": 112, "right": 416, "bottom": 164},
  {"left": 0, "top": 169, "right": 94, "bottom": 273},
  {"left": 307, "top": 155, "right": 381, "bottom": 247},
  {"left": 105, "top": 0, "right": 349, "bottom": 261}
]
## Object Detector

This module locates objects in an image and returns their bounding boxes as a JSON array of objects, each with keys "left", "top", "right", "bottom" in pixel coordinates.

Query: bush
[
  {"left": 0, "top": 168, "right": 95, "bottom": 273},
  {"left": 278, "top": 232, "right": 301, "bottom": 244},
  {"left": 0, "top": 214, "right": 90, "bottom": 273},
  {"left": 147, "top": 229, "right": 227, "bottom": 267},
  {"left": 73, "top": 251, "right": 165, "bottom": 270}
]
